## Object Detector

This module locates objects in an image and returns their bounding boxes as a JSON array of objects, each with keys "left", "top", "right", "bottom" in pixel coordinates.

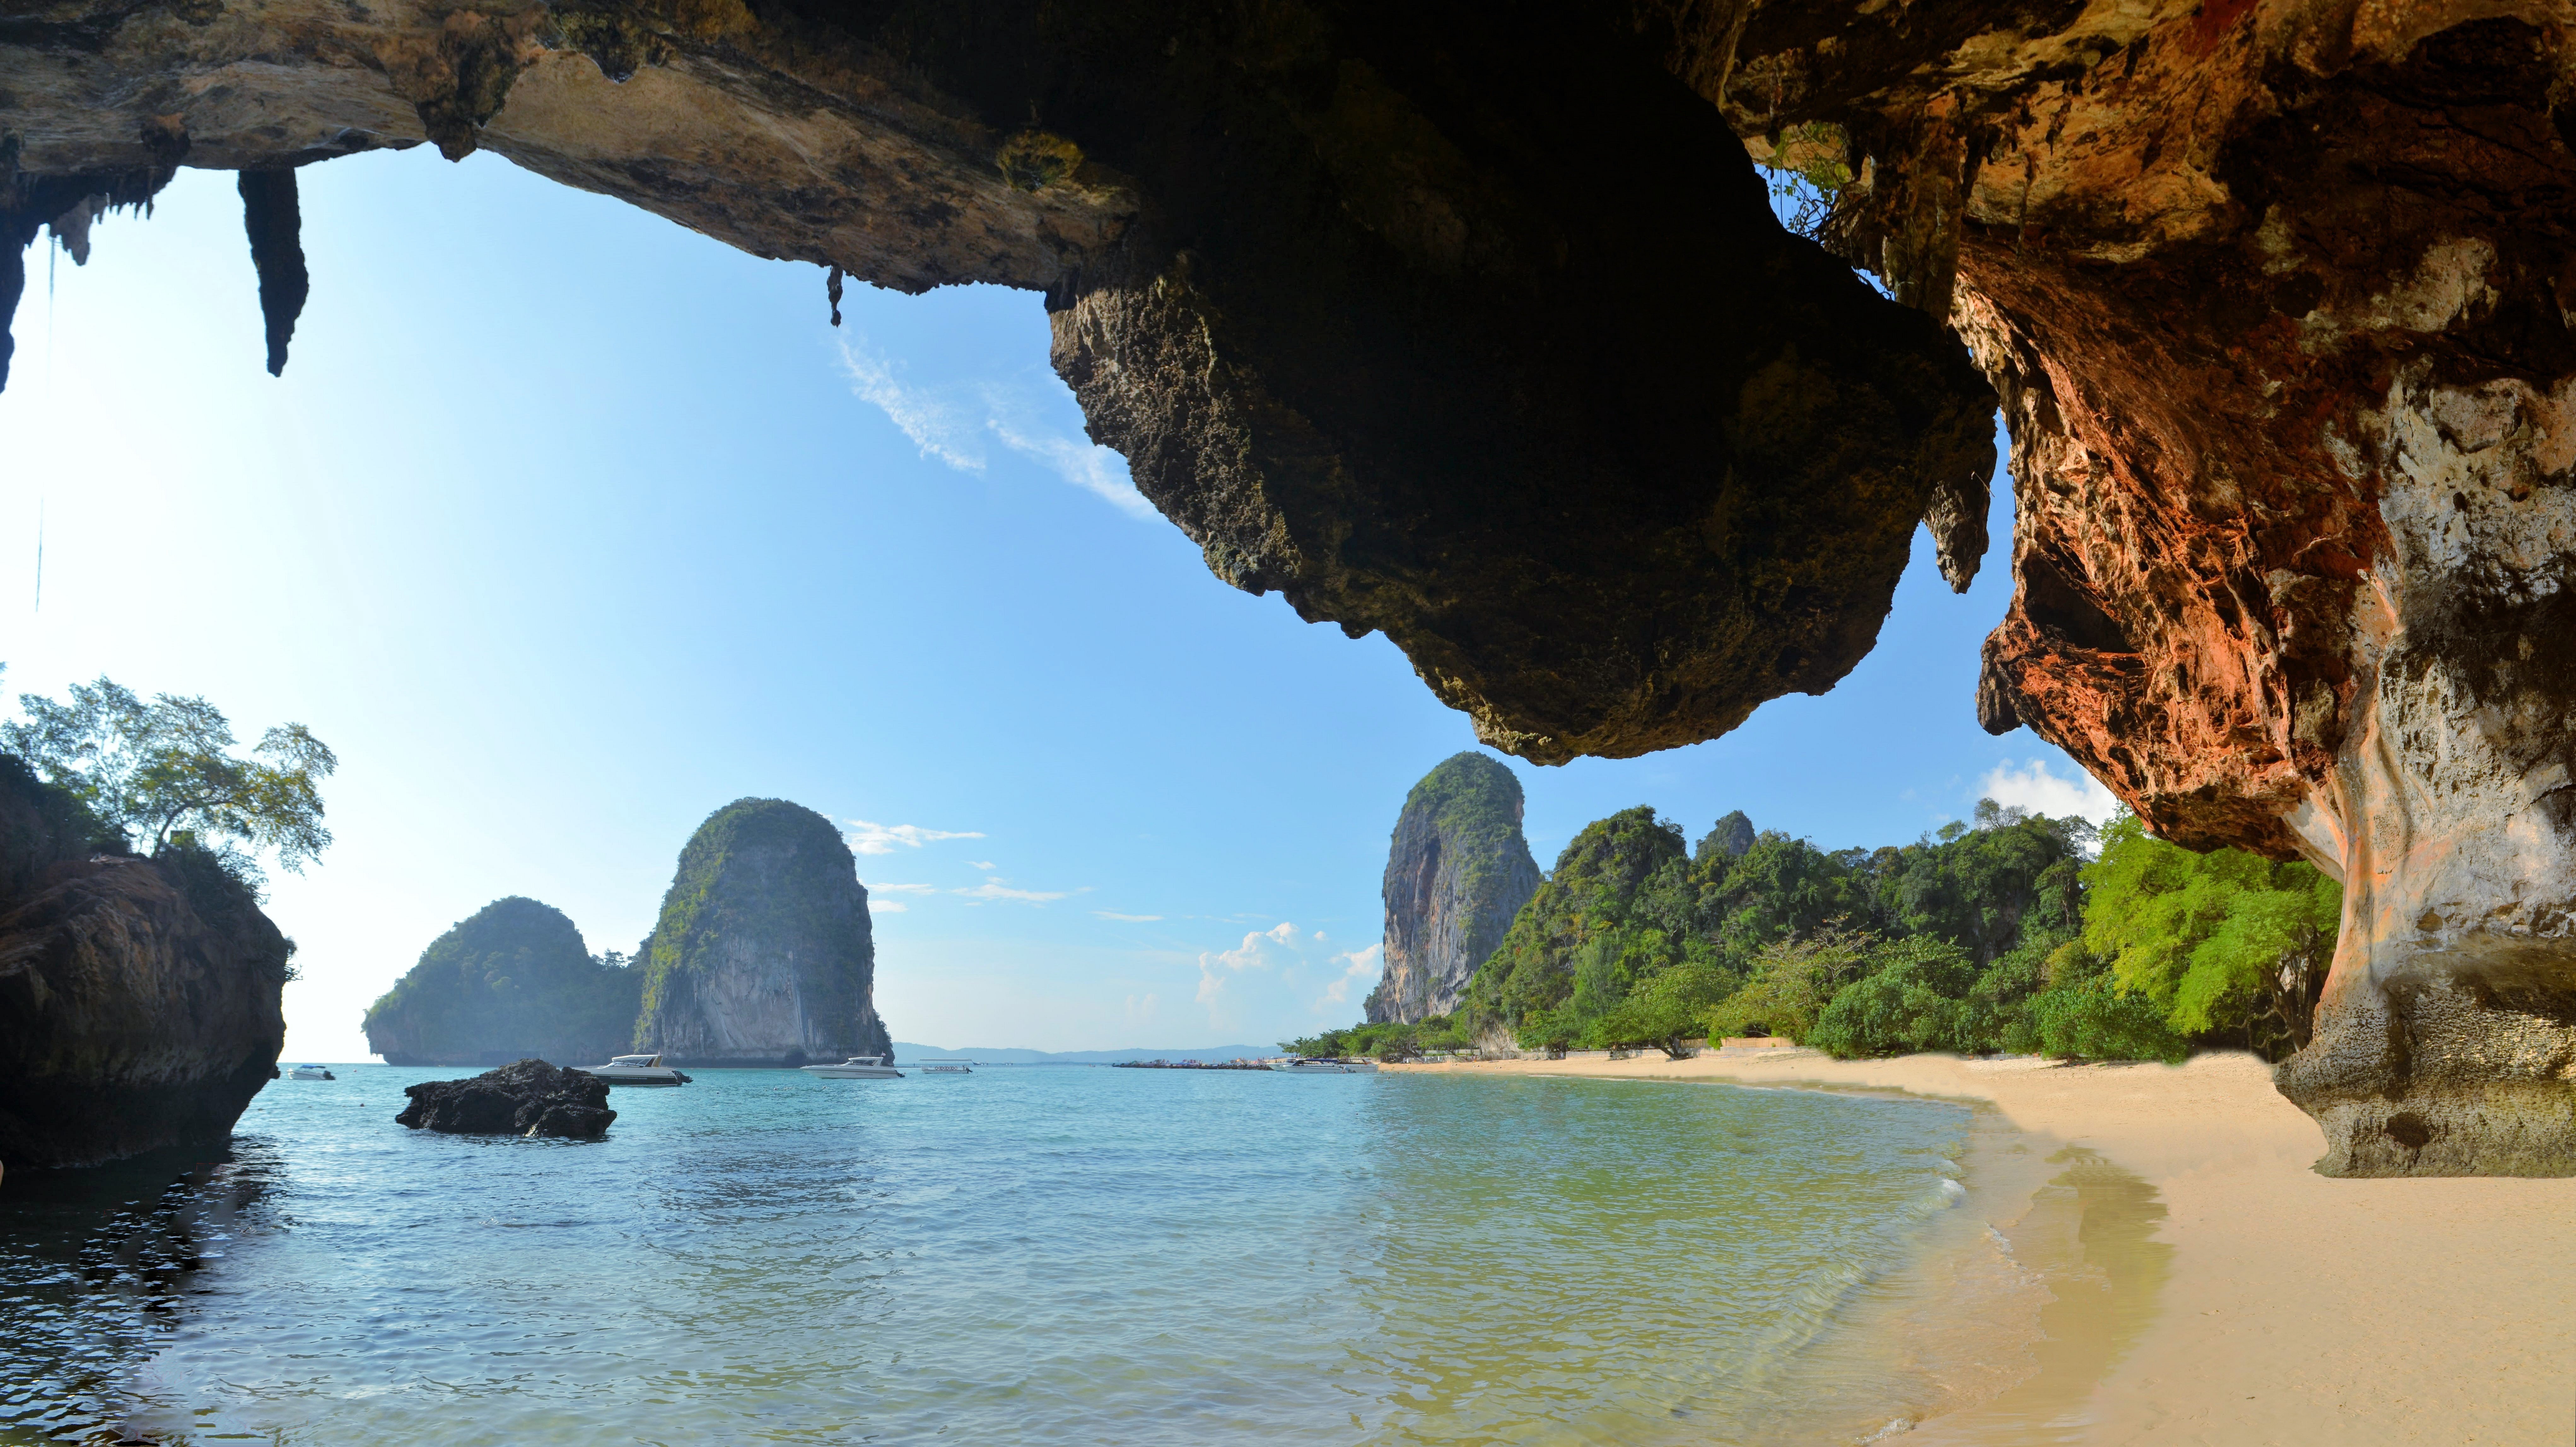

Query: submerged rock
[
  {"left": 1365, "top": 754, "right": 1541, "bottom": 1024},
  {"left": 0, "top": 759, "right": 289, "bottom": 1171},
  {"left": 362, "top": 897, "right": 642, "bottom": 1067},
  {"left": 633, "top": 799, "right": 893, "bottom": 1067},
  {"left": 394, "top": 1058, "right": 616, "bottom": 1139}
]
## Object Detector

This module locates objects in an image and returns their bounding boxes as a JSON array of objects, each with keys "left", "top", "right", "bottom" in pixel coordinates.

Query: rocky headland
[
  {"left": 0, "top": 760, "right": 289, "bottom": 1171},
  {"left": 634, "top": 798, "right": 893, "bottom": 1067},
  {"left": 9, "top": 0, "right": 2575, "bottom": 1171},
  {"left": 1364, "top": 753, "right": 1541, "bottom": 1024},
  {"left": 394, "top": 1057, "right": 616, "bottom": 1138},
  {"left": 362, "top": 897, "right": 643, "bottom": 1067}
]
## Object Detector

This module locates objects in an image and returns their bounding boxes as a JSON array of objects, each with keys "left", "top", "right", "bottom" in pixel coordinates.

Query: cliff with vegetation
[
  {"left": 633, "top": 799, "right": 892, "bottom": 1066},
  {"left": 0, "top": 758, "right": 289, "bottom": 1170},
  {"left": 1364, "top": 753, "right": 1542, "bottom": 1024},
  {"left": 362, "top": 897, "right": 641, "bottom": 1066},
  {"left": 13, "top": 0, "right": 2575, "bottom": 1171}
]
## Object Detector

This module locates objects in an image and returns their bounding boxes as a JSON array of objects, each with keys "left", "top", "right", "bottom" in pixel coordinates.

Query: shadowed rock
[
  {"left": 237, "top": 169, "right": 308, "bottom": 377},
  {"left": 395, "top": 1058, "right": 616, "bottom": 1138}
]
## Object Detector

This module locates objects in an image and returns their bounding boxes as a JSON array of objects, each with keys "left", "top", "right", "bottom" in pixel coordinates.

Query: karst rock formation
[
  {"left": 633, "top": 798, "right": 893, "bottom": 1066},
  {"left": 362, "top": 897, "right": 644, "bottom": 1067},
  {"left": 0, "top": 763, "right": 289, "bottom": 1170},
  {"left": 8, "top": 0, "right": 2575, "bottom": 1173},
  {"left": 1365, "top": 753, "right": 1544, "bottom": 1024}
]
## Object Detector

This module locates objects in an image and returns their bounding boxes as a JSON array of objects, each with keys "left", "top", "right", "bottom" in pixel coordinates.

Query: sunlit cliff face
[{"left": 8, "top": 0, "right": 2575, "bottom": 1173}]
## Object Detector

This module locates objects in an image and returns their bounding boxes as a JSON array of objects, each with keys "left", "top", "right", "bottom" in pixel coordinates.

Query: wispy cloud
[
  {"left": 1318, "top": 943, "right": 1383, "bottom": 1009},
  {"left": 864, "top": 882, "right": 938, "bottom": 895},
  {"left": 845, "top": 819, "right": 987, "bottom": 856},
  {"left": 868, "top": 899, "right": 908, "bottom": 913},
  {"left": 1196, "top": 922, "right": 1300, "bottom": 1007},
  {"left": 1976, "top": 758, "right": 2120, "bottom": 822},
  {"left": 955, "top": 878, "right": 1075, "bottom": 904},
  {"left": 838, "top": 338, "right": 1154, "bottom": 518},
  {"left": 967, "top": 860, "right": 996, "bottom": 871},
  {"left": 1094, "top": 910, "right": 1164, "bottom": 923}
]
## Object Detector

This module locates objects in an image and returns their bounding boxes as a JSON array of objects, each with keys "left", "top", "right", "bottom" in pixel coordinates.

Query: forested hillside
[{"left": 1288, "top": 799, "right": 2339, "bottom": 1066}]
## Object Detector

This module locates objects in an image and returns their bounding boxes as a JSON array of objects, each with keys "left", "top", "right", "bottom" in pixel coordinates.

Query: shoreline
[{"left": 1390, "top": 1049, "right": 2574, "bottom": 1445}]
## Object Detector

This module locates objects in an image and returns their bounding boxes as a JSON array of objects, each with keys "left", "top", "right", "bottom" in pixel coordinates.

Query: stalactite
[{"left": 237, "top": 169, "right": 308, "bottom": 378}]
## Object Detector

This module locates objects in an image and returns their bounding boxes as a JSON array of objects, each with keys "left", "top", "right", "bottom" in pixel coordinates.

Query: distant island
[
  {"left": 891, "top": 1043, "right": 1273, "bottom": 1065},
  {"left": 362, "top": 797, "right": 894, "bottom": 1068}
]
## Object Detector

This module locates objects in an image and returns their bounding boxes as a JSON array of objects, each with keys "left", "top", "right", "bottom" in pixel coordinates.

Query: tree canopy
[{"left": 2, "top": 674, "right": 337, "bottom": 885}]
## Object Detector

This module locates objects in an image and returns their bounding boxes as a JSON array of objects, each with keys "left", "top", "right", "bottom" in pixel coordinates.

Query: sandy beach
[{"left": 1391, "top": 1049, "right": 2573, "bottom": 1446}]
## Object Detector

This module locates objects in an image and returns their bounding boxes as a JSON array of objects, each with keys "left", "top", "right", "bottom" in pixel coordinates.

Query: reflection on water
[{"left": 0, "top": 1068, "right": 1987, "bottom": 1445}]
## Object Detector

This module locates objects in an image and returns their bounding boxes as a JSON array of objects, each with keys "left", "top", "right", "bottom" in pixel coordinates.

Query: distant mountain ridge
[{"left": 891, "top": 1042, "right": 1271, "bottom": 1064}]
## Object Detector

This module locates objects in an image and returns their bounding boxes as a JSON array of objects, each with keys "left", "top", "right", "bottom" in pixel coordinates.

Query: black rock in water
[{"left": 394, "top": 1058, "right": 616, "bottom": 1139}]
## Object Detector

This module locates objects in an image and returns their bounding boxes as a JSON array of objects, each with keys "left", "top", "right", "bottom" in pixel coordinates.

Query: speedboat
[
  {"left": 1272, "top": 1057, "right": 1378, "bottom": 1074},
  {"left": 575, "top": 1054, "right": 693, "bottom": 1086},
  {"left": 802, "top": 1055, "right": 905, "bottom": 1080},
  {"left": 285, "top": 1064, "right": 336, "bottom": 1081},
  {"left": 920, "top": 1060, "right": 974, "bottom": 1074}
]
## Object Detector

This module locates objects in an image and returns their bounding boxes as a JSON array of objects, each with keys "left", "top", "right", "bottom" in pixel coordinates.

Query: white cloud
[
  {"left": 967, "top": 860, "right": 996, "bottom": 871},
  {"left": 955, "top": 878, "right": 1075, "bottom": 904},
  {"left": 864, "top": 881, "right": 938, "bottom": 895},
  {"left": 1094, "top": 910, "right": 1163, "bottom": 922},
  {"left": 838, "top": 342, "right": 985, "bottom": 472},
  {"left": 844, "top": 818, "right": 987, "bottom": 856},
  {"left": 1317, "top": 943, "right": 1382, "bottom": 1008},
  {"left": 1196, "top": 923, "right": 1295, "bottom": 1007},
  {"left": 1976, "top": 758, "right": 2120, "bottom": 823},
  {"left": 1125, "top": 992, "right": 1159, "bottom": 1023},
  {"left": 839, "top": 337, "right": 1154, "bottom": 519},
  {"left": 868, "top": 899, "right": 908, "bottom": 913}
]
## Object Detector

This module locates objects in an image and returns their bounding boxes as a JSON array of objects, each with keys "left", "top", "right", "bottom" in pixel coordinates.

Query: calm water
[{"left": 0, "top": 1066, "right": 1980, "bottom": 1446}]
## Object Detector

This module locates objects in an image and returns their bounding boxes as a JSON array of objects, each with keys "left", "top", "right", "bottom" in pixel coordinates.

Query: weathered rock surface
[
  {"left": 634, "top": 798, "right": 891, "bottom": 1066},
  {"left": 14, "top": 0, "right": 2576, "bottom": 1172},
  {"left": 0, "top": 761, "right": 289, "bottom": 1171},
  {"left": 0, "top": 0, "right": 1993, "bottom": 767},
  {"left": 1364, "top": 753, "right": 1543, "bottom": 1024},
  {"left": 1700, "top": 1, "right": 2576, "bottom": 1175},
  {"left": 362, "top": 896, "right": 643, "bottom": 1066},
  {"left": 394, "top": 1057, "right": 615, "bottom": 1138}
]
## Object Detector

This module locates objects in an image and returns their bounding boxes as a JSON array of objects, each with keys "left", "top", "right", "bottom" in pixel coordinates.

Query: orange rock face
[{"left": 1719, "top": 2, "right": 2576, "bottom": 1174}]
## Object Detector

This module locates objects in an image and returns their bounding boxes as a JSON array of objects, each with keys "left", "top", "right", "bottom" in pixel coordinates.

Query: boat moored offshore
[
  {"left": 1271, "top": 1057, "right": 1378, "bottom": 1074},
  {"left": 285, "top": 1064, "right": 336, "bottom": 1081},
  {"left": 575, "top": 1054, "right": 693, "bottom": 1086},
  {"left": 802, "top": 1055, "right": 905, "bottom": 1080}
]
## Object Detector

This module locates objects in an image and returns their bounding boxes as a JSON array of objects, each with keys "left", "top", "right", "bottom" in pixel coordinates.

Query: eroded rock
[
  {"left": 0, "top": 763, "right": 290, "bottom": 1171},
  {"left": 1364, "top": 753, "right": 1543, "bottom": 1025},
  {"left": 1716, "top": 3, "right": 2576, "bottom": 1174},
  {"left": 394, "top": 1057, "right": 616, "bottom": 1138}
]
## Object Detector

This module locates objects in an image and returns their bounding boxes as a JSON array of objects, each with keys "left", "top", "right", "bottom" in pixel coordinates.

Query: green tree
[
  {"left": 3, "top": 675, "right": 336, "bottom": 884},
  {"left": 1705, "top": 924, "right": 1876, "bottom": 1043},
  {"left": 1590, "top": 957, "right": 1735, "bottom": 1058},
  {"left": 2081, "top": 814, "right": 2340, "bottom": 1058}
]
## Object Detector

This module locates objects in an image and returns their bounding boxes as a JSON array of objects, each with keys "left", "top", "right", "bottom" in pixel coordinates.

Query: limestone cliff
[
  {"left": 1364, "top": 753, "right": 1542, "bottom": 1024},
  {"left": 362, "top": 897, "right": 641, "bottom": 1066},
  {"left": 13, "top": 0, "right": 2576, "bottom": 1171},
  {"left": 633, "top": 798, "right": 891, "bottom": 1066},
  {"left": 0, "top": 759, "right": 289, "bottom": 1170}
]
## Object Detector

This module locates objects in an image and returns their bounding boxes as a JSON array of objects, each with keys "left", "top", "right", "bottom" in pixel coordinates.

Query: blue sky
[{"left": 0, "top": 150, "right": 2113, "bottom": 1058}]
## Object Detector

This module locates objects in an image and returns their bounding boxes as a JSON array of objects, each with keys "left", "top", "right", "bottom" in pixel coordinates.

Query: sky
[{"left": 0, "top": 149, "right": 2116, "bottom": 1059}]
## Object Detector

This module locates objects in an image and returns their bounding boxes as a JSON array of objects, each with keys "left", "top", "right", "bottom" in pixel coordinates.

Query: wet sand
[{"left": 1389, "top": 1050, "right": 2574, "bottom": 1445}]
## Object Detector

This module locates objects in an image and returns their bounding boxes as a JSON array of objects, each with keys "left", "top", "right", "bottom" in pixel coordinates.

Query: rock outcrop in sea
[
  {"left": 633, "top": 799, "right": 893, "bottom": 1067},
  {"left": 362, "top": 898, "right": 643, "bottom": 1067},
  {"left": 394, "top": 1058, "right": 616, "bottom": 1139},
  {"left": 0, "top": 759, "right": 289, "bottom": 1170},
  {"left": 1365, "top": 754, "right": 1542, "bottom": 1024}
]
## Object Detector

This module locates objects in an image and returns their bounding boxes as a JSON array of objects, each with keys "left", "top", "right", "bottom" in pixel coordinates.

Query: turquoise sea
[{"left": 0, "top": 1066, "right": 1991, "bottom": 1446}]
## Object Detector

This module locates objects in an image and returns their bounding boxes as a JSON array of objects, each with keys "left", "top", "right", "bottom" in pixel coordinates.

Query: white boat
[
  {"left": 803, "top": 1055, "right": 905, "bottom": 1080},
  {"left": 1272, "top": 1057, "right": 1378, "bottom": 1074},
  {"left": 285, "top": 1064, "right": 336, "bottom": 1081},
  {"left": 575, "top": 1054, "right": 692, "bottom": 1086},
  {"left": 920, "top": 1060, "right": 975, "bottom": 1074}
]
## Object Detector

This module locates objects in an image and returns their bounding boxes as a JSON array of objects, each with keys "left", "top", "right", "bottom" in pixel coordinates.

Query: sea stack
[
  {"left": 1364, "top": 753, "right": 1543, "bottom": 1024},
  {"left": 0, "top": 759, "right": 289, "bottom": 1170},
  {"left": 362, "top": 898, "right": 642, "bottom": 1067},
  {"left": 633, "top": 798, "right": 894, "bottom": 1067}
]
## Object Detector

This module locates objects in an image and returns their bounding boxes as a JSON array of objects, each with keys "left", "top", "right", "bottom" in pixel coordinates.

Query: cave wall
[{"left": 1715, "top": 0, "right": 2576, "bottom": 1174}]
